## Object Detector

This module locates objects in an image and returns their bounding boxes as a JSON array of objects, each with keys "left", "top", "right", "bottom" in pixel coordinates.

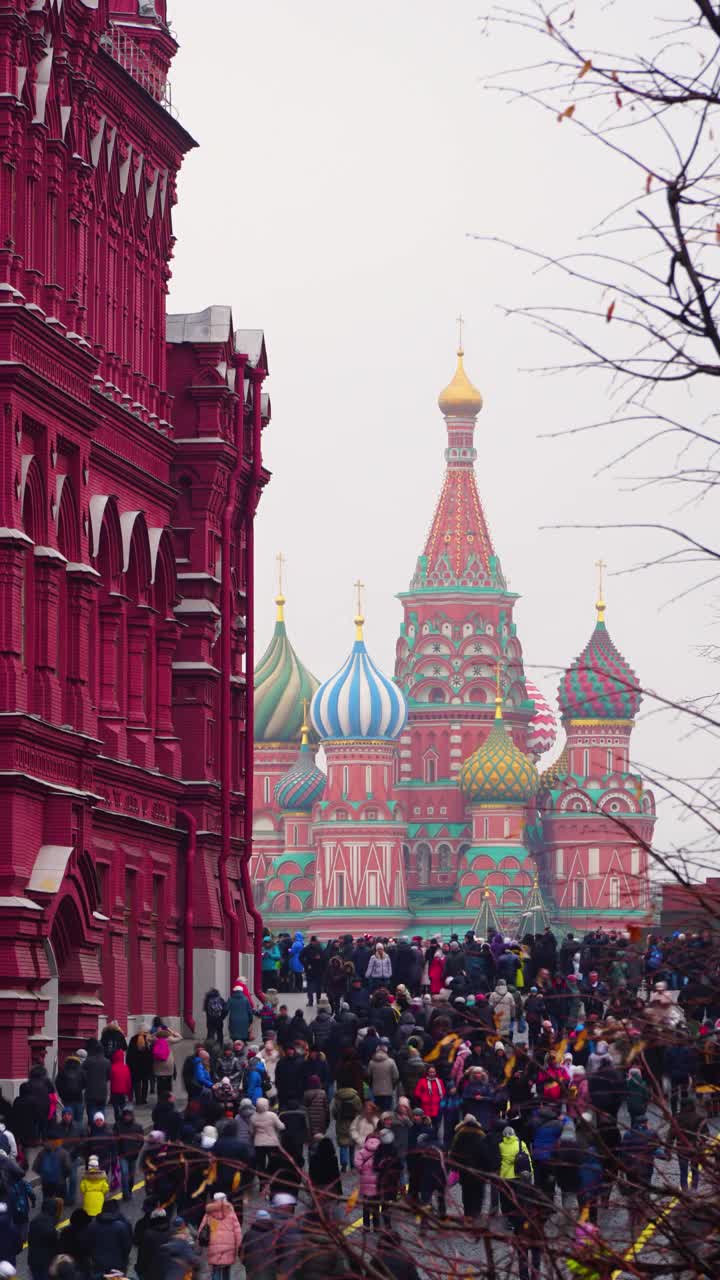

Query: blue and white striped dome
[{"left": 311, "top": 623, "right": 407, "bottom": 742}]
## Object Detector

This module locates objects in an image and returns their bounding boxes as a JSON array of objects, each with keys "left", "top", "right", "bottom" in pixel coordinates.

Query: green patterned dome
[
  {"left": 254, "top": 596, "right": 320, "bottom": 743},
  {"left": 460, "top": 701, "right": 539, "bottom": 804}
]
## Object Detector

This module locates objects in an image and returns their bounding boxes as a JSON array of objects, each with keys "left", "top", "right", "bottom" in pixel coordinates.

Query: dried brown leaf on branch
[
  {"left": 606, "top": 300, "right": 616, "bottom": 322},
  {"left": 557, "top": 103, "right": 576, "bottom": 121}
]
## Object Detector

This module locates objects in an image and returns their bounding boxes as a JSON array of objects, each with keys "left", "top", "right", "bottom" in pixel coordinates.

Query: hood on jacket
[
  {"left": 364, "top": 1135, "right": 381, "bottom": 1154},
  {"left": 207, "top": 1196, "right": 232, "bottom": 1219},
  {"left": 495, "top": 981, "right": 508, "bottom": 994},
  {"left": 372, "top": 1049, "right": 389, "bottom": 1062},
  {"left": 294, "top": 932, "right": 304, "bottom": 942},
  {"left": 111, "top": 1049, "right": 125, "bottom": 1064},
  {"left": 255, "top": 1098, "right": 270, "bottom": 1113}
]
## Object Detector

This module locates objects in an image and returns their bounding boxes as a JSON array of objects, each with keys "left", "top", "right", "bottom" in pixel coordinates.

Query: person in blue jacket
[
  {"left": 243, "top": 1050, "right": 266, "bottom": 1105},
  {"left": 289, "top": 932, "right": 305, "bottom": 993}
]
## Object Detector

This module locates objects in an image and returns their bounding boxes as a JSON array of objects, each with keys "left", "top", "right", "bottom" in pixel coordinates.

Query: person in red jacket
[
  {"left": 414, "top": 1066, "right": 446, "bottom": 1140},
  {"left": 109, "top": 1050, "right": 132, "bottom": 1122}
]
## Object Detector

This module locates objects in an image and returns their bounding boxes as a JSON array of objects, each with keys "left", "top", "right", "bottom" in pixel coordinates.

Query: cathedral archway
[{"left": 415, "top": 842, "right": 431, "bottom": 884}]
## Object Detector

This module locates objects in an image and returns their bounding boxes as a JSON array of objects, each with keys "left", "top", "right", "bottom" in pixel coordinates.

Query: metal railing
[{"left": 99, "top": 24, "right": 177, "bottom": 118}]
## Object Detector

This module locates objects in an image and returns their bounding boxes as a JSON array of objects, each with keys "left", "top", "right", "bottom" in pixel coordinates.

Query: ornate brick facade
[{"left": 0, "top": 0, "right": 268, "bottom": 1084}]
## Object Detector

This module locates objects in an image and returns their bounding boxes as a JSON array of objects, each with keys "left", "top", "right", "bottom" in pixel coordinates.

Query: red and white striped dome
[{"left": 525, "top": 680, "right": 559, "bottom": 759}]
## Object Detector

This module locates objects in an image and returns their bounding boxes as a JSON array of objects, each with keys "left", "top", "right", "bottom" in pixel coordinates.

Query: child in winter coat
[
  {"left": 79, "top": 1155, "right": 109, "bottom": 1216},
  {"left": 199, "top": 1191, "right": 242, "bottom": 1280},
  {"left": 354, "top": 1133, "right": 382, "bottom": 1230}
]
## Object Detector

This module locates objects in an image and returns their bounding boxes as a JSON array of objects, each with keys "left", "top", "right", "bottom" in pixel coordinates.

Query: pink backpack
[{"left": 152, "top": 1035, "right": 170, "bottom": 1062}]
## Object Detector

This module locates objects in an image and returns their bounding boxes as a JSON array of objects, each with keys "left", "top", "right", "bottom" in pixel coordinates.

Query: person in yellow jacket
[
  {"left": 79, "top": 1155, "right": 109, "bottom": 1217},
  {"left": 498, "top": 1125, "right": 533, "bottom": 1181}
]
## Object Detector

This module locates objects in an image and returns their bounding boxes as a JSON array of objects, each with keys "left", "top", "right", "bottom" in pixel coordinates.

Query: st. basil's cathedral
[{"left": 251, "top": 345, "right": 656, "bottom": 937}]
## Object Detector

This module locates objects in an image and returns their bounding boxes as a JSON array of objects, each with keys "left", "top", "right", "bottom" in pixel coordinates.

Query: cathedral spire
[{"left": 409, "top": 338, "right": 503, "bottom": 592}]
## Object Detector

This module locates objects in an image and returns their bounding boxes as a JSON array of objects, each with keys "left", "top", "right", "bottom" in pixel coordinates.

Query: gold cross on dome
[
  {"left": 354, "top": 578, "right": 365, "bottom": 619},
  {"left": 456, "top": 312, "right": 464, "bottom": 355},
  {"left": 595, "top": 557, "right": 607, "bottom": 622}
]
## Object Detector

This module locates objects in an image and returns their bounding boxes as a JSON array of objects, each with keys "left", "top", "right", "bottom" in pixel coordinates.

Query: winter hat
[
  {"left": 93, "top": 1112, "right": 105, "bottom": 1124},
  {"left": 88, "top": 1156, "right": 99, "bottom": 1170},
  {"left": 77, "top": 1049, "right": 88, "bottom": 1062},
  {"left": 232, "top": 1040, "right": 244, "bottom": 1050},
  {"left": 494, "top": 1042, "right": 506, "bottom": 1053},
  {"left": 307, "top": 1075, "right": 322, "bottom": 1089},
  {"left": 0, "top": 1263, "right": 16, "bottom": 1278},
  {"left": 221, "top": 1076, "right": 231, "bottom": 1087},
  {"left": 271, "top": 1192, "right": 297, "bottom": 1207},
  {"left": 213, "top": 1192, "right": 227, "bottom": 1201},
  {"left": 410, "top": 997, "right": 423, "bottom": 1008},
  {"left": 148, "top": 1130, "right": 166, "bottom": 1143},
  {"left": 502, "top": 1126, "right": 515, "bottom": 1138},
  {"left": 628, "top": 1066, "right": 643, "bottom": 1080},
  {"left": 61, "top": 1107, "right": 73, "bottom": 1118},
  {"left": 596, "top": 1041, "right": 609, "bottom": 1056},
  {"left": 247, "top": 1046, "right": 258, "bottom": 1058},
  {"left": 201, "top": 1126, "right": 218, "bottom": 1149},
  {"left": 462, "top": 1114, "right": 480, "bottom": 1125},
  {"left": 150, "top": 1208, "right": 167, "bottom": 1219},
  {"left": 239, "top": 1099, "right": 255, "bottom": 1112},
  {"left": 379, "top": 1129, "right": 394, "bottom": 1145},
  {"left": 255, "top": 1209, "right": 271, "bottom": 1220}
]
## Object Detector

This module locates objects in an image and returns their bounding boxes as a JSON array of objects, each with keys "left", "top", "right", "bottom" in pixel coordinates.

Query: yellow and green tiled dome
[
  {"left": 460, "top": 699, "right": 539, "bottom": 804},
  {"left": 254, "top": 594, "right": 320, "bottom": 744}
]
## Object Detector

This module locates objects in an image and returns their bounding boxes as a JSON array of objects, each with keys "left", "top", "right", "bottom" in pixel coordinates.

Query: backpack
[
  {"left": 9, "top": 1179, "right": 31, "bottom": 1223},
  {"left": 339, "top": 1093, "right": 358, "bottom": 1122},
  {"left": 207, "top": 994, "right": 225, "bottom": 1020},
  {"left": 647, "top": 947, "right": 662, "bottom": 971},
  {"left": 514, "top": 1143, "right": 532, "bottom": 1177},
  {"left": 152, "top": 1036, "right": 170, "bottom": 1062},
  {"left": 39, "top": 1149, "right": 61, "bottom": 1185}
]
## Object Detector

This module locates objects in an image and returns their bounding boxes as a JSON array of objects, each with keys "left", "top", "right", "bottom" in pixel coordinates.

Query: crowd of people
[{"left": 0, "top": 926, "right": 717, "bottom": 1279}]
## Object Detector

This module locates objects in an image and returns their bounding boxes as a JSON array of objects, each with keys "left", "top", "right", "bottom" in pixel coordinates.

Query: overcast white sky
[{"left": 167, "top": 1, "right": 716, "bottom": 870}]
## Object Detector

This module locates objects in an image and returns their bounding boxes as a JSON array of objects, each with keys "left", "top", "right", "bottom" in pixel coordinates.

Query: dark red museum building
[{"left": 0, "top": 0, "right": 268, "bottom": 1086}]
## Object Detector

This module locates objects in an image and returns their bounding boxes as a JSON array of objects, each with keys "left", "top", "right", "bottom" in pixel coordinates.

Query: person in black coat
[
  {"left": 241, "top": 1208, "right": 275, "bottom": 1280},
  {"left": 82, "top": 1043, "right": 110, "bottom": 1124},
  {"left": 100, "top": 1021, "right": 127, "bottom": 1061},
  {"left": 114, "top": 1104, "right": 144, "bottom": 1199},
  {"left": 151, "top": 1097, "right": 183, "bottom": 1142},
  {"left": 212, "top": 1119, "right": 254, "bottom": 1202},
  {"left": 0, "top": 1198, "right": 22, "bottom": 1267},
  {"left": 85, "top": 1198, "right": 133, "bottom": 1276},
  {"left": 10, "top": 1082, "right": 41, "bottom": 1149},
  {"left": 275, "top": 1048, "right": 304, "bottom": 1109},
  {"left": 134, "top": 1205, "right": 176, "bottom": 1280},
  {"left": 27, "top": 1196, "right": 61, "bottom": 1280},
  {"left": 588, "top": 1061, "right": 626, "bottom": 1121},
  {"left": 58, "top": 1208, "right": 93, "bottom": 1280}
]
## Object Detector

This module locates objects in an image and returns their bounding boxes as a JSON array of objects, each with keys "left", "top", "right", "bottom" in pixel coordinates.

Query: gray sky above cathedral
[{"left": 168, "top": 0, "right": 715, "bottom": 873}]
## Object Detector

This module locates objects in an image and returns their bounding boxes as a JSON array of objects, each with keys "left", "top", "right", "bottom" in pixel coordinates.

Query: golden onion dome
[
  {"left": 438, "top": 347, "right": 483, "bottom": 418},
  {"left": 460, "top": 698, "right": 539, "bottom": 805}
]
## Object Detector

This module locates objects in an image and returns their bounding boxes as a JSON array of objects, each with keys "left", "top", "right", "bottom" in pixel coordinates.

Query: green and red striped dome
[{"left": 559, "top": 616, "right": 640, "bottom": 721}]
